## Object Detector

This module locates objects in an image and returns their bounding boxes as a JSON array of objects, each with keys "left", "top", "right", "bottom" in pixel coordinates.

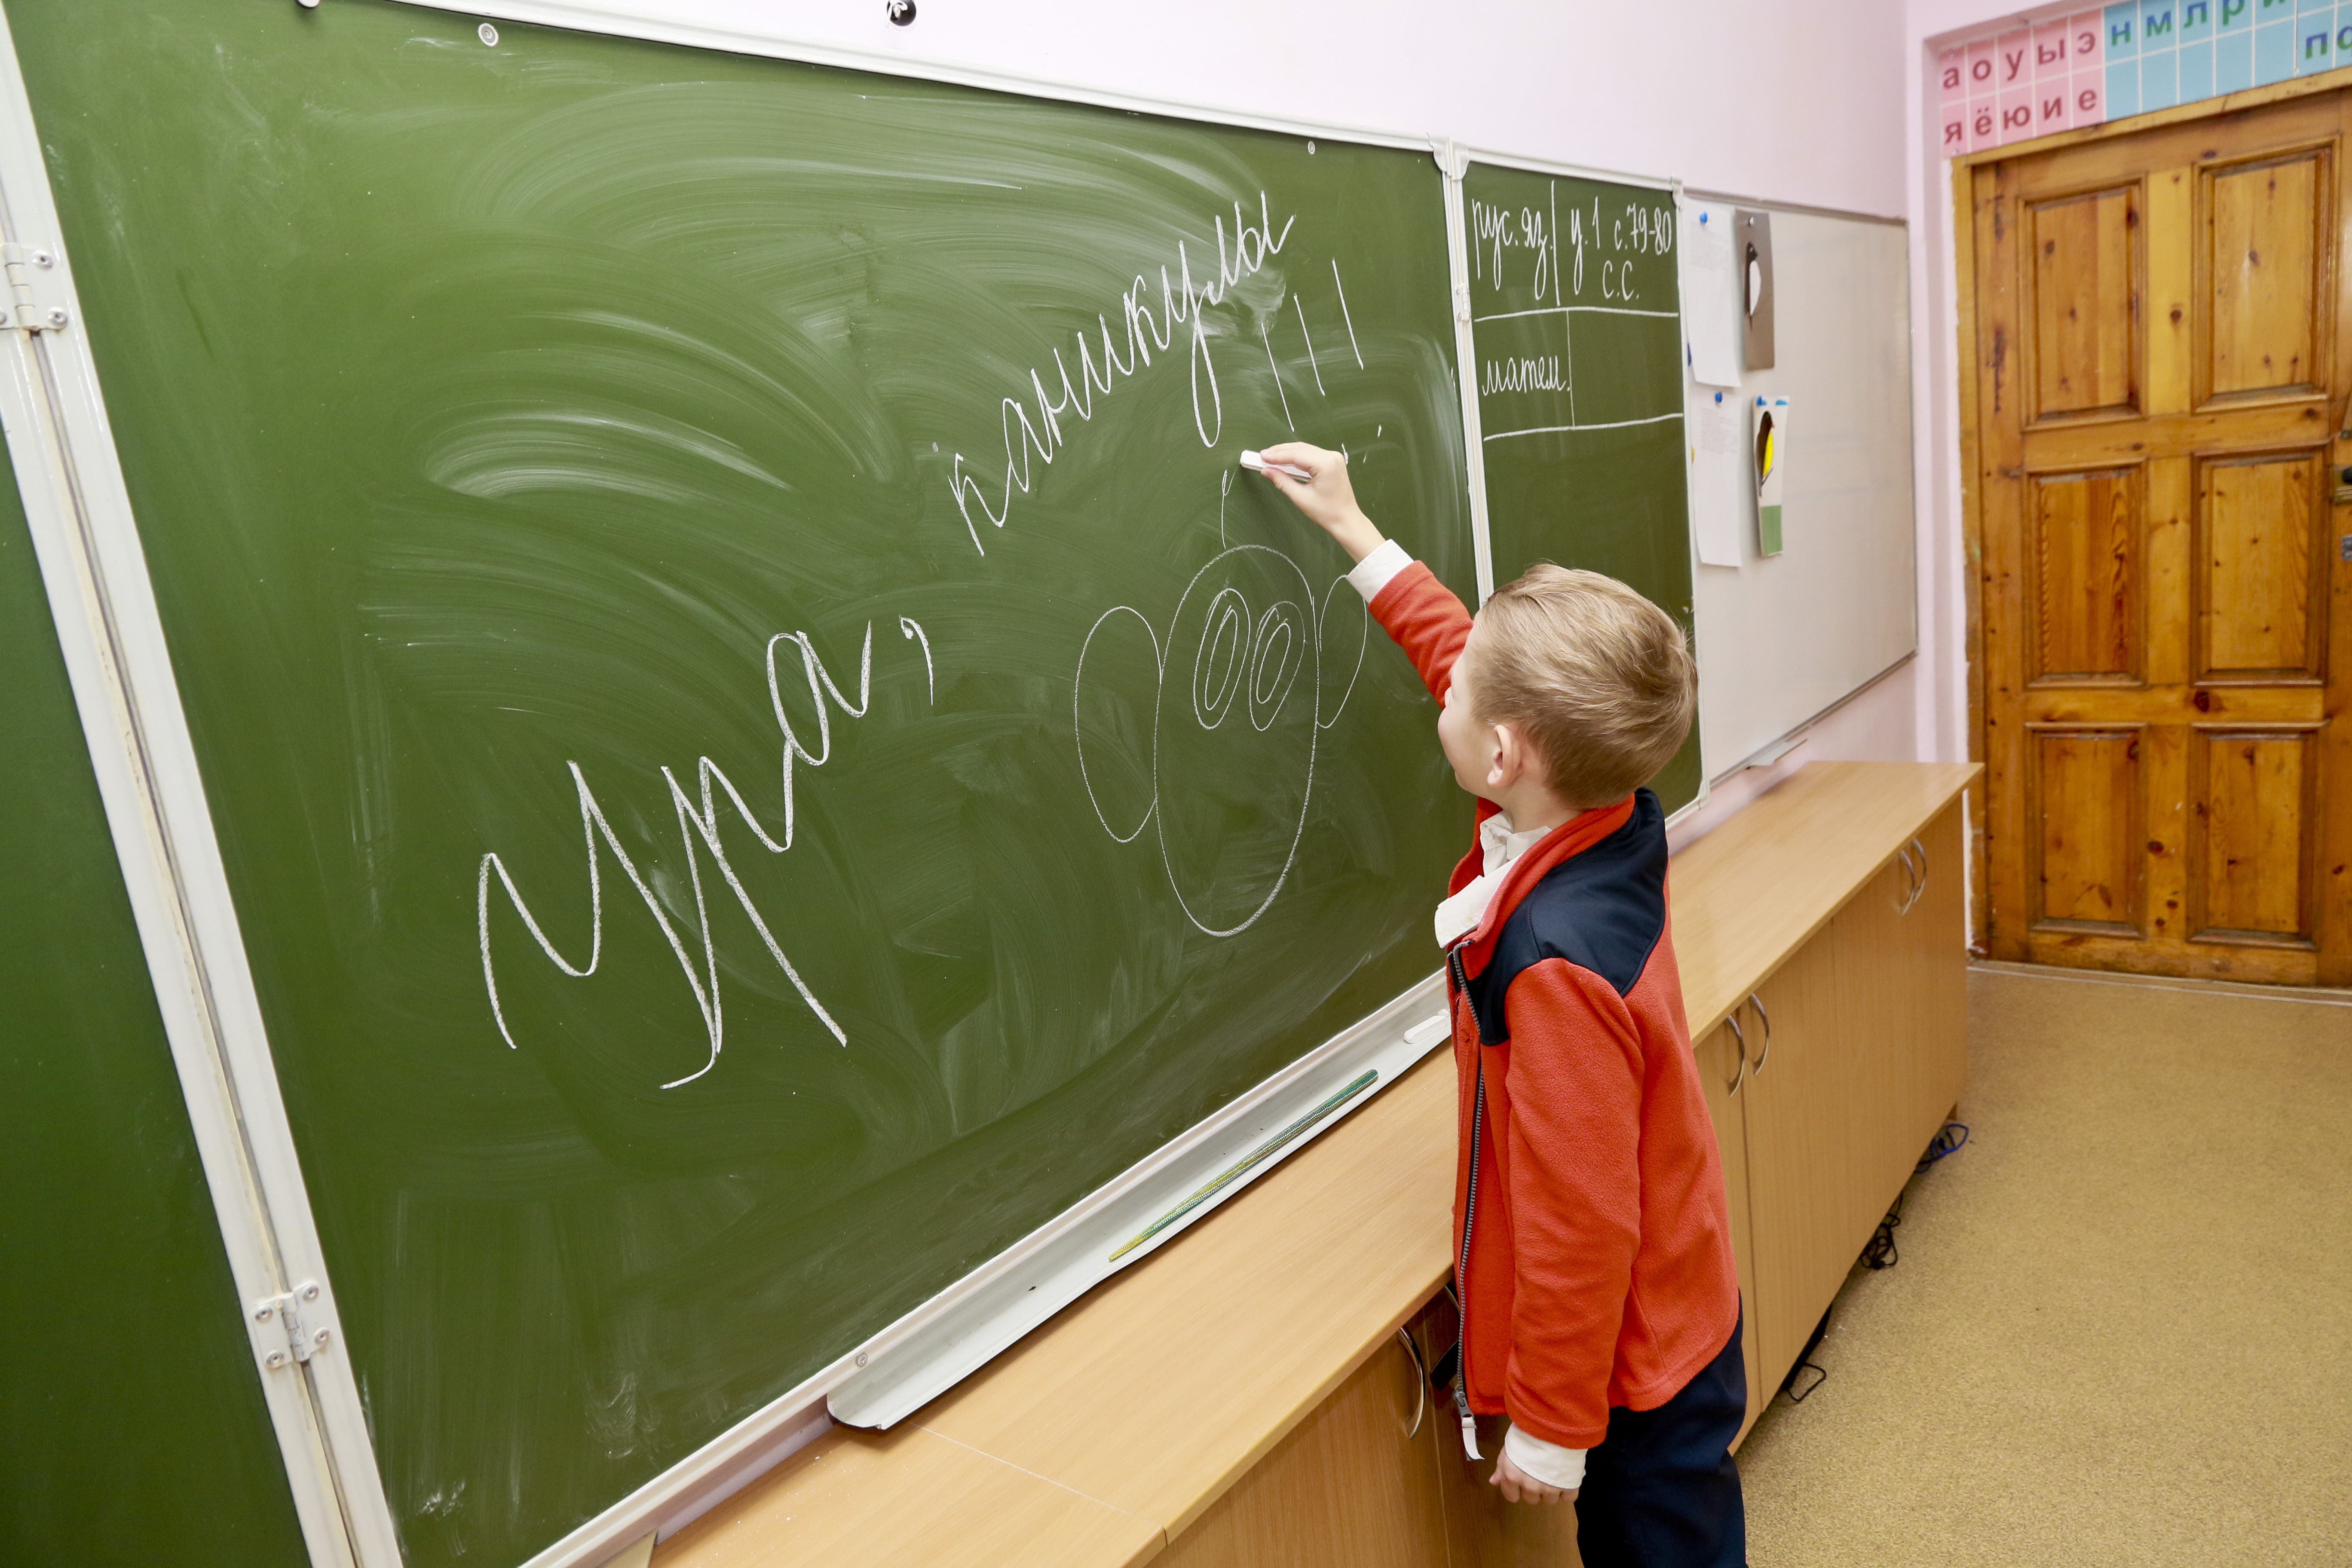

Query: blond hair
[{"left": 1463, "top": 565, "right": 1696, "bottom": 807}]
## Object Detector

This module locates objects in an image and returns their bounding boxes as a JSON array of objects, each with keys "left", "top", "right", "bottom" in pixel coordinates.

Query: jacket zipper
[{"left": 1448, "top": 941, "right": 1484, "bottom": 1461}]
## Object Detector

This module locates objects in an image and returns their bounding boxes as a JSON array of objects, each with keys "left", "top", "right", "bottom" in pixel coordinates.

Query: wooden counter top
[
  {"left": 1672, "top": 761, "right": 1979, "bottom": 1038},
  {"left": 655, "top": 761, "right": 1977, "bottom": 1568}
]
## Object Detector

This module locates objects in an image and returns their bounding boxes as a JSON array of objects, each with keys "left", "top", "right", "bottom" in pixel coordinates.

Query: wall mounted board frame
[{"left": 0, "top": 8, "right": 401, "bottom": 1565}]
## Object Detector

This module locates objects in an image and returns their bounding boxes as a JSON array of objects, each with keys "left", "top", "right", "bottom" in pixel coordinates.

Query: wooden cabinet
[
  {"left": 1157, "top": 1332, "right": 1455, "bottom": 1568},
  {"left": 1706, "top": 796, "right": 1973, "bottom": 1403}
]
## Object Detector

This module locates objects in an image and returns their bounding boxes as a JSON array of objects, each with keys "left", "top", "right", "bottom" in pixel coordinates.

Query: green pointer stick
[{"left": 1109, "top": 1070, "right": 1380, "bottom": 1262}]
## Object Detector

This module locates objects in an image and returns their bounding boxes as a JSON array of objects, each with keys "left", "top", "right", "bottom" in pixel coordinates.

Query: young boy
[{"left": 1257, "top": 442, "right": 1746, "bottom": 1568}]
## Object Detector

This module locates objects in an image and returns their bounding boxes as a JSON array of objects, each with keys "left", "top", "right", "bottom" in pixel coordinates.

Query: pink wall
[{"left": 612, "top": 2, "right": 1915, "bottom": 215}]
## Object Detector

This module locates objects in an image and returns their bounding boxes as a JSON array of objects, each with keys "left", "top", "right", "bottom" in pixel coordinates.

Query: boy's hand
[
  {"left": 1255, "top": 441, "right": 1387, "bottom": 564},
  {"left": 1489, "top": 1451, "right": 1574, "bottom": 1506}
]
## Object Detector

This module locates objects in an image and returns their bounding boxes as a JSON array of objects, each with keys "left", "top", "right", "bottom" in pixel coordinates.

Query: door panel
[
  {"left": 2028, "top": 726, "right": 2144, "bottom": 933},
  {"left": 1974, "top": 86, "right": 2352, "bottom": 984},
  {"left": 2030, "top": 467, "right": 2144, "bottom": 681},
  {"left": 2028, "top": 184, "right": 2142, "bottom": 421},
  {"left": 2202, "top": 148, "right": 2330, "bottom": 404},
  {"left": 2197, "top": 450, "right": 2327, "bottom": 679},
  {"left": 2190, "top": 726, "right": 2320, "bottom": 943}
]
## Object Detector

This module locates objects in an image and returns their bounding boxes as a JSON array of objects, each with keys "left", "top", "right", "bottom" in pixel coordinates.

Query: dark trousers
[{"left": 1575, "top": 1306, "right": 1748, "bottom": 1568}]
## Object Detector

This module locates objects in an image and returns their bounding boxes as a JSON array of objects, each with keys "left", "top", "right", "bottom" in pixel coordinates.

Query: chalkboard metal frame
[
  {"left": 0, "top": 11, "right": 403, "bottom": 1567},
  {"left": 0, "top": 8, "right": 1708, "bottom": 1567}
]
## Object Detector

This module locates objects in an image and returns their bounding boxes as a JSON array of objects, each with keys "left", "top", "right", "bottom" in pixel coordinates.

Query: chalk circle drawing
[{"left": 1075, "top": 521, "right": 1367, "bottom": 937}]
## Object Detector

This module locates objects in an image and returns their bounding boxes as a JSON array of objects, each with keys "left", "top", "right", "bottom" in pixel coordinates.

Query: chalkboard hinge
[
  {"left": 0, "top": 239, "right": 69, "bottom": 331},
  {"left": 248, "top": 1281, "right": 335, "bottom": 1373}
]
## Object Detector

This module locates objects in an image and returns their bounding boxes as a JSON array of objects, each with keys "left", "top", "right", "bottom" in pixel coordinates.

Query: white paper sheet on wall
[
  {"left": 1688, "top": 388, "right": 1745, "bottom": 567},
  {"left": 1680, "top": 200, "right": 1742, "bottom": 389}
]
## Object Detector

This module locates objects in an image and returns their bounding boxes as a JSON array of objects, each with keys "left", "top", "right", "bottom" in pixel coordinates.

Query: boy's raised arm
[{"left": 1256, "top": 440, "right": 1472, "bottom": 703}]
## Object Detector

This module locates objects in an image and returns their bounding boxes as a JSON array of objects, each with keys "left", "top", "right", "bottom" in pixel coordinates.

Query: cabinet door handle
[
  {"left": 1900, "top": 836, "right": 1928, "bottom": 914},
  {"left": 1395, "top": 1327, "right": 1427, "bottom": 1438},
  {"left": 1723, "top": 1013, "right": 1749, "bottom": 1096},
  {"left": 1893, "top": 842, "right": 1919, "bottom": 911},
  {"left": 1747, "top": 992, "right": 1772, "bottom": 1074}
]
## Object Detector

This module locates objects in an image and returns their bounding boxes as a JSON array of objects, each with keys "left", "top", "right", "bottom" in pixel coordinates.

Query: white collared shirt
[{"left": 1433, "top": 812, "right": 1554, "bottom": 949}]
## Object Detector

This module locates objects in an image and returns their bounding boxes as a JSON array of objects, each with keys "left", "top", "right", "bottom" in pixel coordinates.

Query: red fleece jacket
[{"left": 1370, "top": 560, "right": 1739, "bottom": 1450}]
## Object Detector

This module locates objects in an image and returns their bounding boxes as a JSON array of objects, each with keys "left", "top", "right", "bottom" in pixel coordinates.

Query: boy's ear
[{"left": 1487, "top": 721, "right": 1528, "bottom": 788}]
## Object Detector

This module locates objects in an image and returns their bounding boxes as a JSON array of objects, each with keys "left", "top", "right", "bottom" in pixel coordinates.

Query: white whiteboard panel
[{"left": 1684, "top": 204, "right": 1916, "bottom": 778}]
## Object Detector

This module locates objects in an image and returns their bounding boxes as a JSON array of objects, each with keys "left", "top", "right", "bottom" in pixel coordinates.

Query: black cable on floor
[{"left": 1782, "top": 1307, "right": 1832, "bottom": 1403}]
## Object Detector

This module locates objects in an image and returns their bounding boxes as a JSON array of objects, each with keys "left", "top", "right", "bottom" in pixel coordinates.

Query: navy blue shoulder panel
[{"left": 1462, "top": 789, "right": 1669, "bottom": 1044}]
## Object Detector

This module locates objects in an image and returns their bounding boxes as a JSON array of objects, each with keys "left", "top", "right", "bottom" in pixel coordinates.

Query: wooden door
[
  {"left": 1694, "top": 1016, "right": 1764, "bottom": 1449},
  {"left": 1971, "top": 89, "right": 2352, "bottom": 985},
  {"left": 1733, "top": 931, "right": 1852, "bottom": 1393}
]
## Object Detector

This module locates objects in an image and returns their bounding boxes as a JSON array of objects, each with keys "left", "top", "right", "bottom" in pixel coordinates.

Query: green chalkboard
[
  {"left": 10, "top": 3, "right": 1471, "bottom": 1562},
  {"left": 1463, "top": 166, "right": 1701, "bottom": 812},
  {"left": 0, "top": 450, "right": 309, "bottom": 1562}
]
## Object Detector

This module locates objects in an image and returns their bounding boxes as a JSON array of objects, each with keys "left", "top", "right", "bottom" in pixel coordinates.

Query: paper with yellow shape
[{"left": 1753, "top": 395, "right": 1789, "bottom": 556}]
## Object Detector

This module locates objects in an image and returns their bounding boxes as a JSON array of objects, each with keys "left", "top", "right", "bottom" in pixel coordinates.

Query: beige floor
[{"left": 1737, "top": 964, "right": 2352, "bottom": 1567}]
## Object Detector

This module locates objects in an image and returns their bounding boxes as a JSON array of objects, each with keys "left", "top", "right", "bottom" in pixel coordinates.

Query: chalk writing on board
[
  {"left": 1471, "top": 179, "right": 1682, "bottom": 444},
  {"left": 478, "top": 620, "right": 931, "bottom": 1086},
  {"left": 948, "top": 193, "right": 1299, "bottom": 555},
  {"left": 1073, "top": 518, "right": 1366, "bottom": 937},
  {"left": 1480, "top": 355, "right": 1567, "bottom": 395}
]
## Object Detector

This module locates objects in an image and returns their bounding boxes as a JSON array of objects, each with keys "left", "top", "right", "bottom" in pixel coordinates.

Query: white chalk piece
[{"left": 1239, "top": 449, "right": 1314, "bottom": 481}]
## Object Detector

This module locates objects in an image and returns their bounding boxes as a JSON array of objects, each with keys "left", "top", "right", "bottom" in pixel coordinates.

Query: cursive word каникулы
[{"left": 948, "top": 191, "right": 1297, "bottom": 555}]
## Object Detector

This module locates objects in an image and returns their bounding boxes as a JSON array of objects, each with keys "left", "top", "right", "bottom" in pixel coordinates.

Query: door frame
[{"left": 1953, "top": 62, "right": 2352, "bottom": 954}]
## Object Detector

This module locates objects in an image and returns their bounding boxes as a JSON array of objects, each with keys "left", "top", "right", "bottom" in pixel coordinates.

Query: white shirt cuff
[
  {"left": 1345, "top": 539, "right": 1413, "bottom": 603},
  {"left": 1503, "top": 1424, "right": 1587, "bottom": 1491}
]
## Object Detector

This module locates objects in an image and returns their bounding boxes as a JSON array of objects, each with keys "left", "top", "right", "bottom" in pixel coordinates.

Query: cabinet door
[
  {"left": 1839, "top": 800, "right": 1972, "bottom": 1205},
  {"left": 1694, "top": 1017, "right": 1764, "bottom": 1449},
  {"left": 1905, "top": 802, "right": 1969, "bottom": 1132},
  {"left": 1737, "top": 929, "right": 1856, "bottom": 1393},
  {"left": 1831, "top": 852, "right": 1926, "bottom": 1223},
  {"left": 1159, "top": 1331, "right": 1454, "bottom": 1568}
]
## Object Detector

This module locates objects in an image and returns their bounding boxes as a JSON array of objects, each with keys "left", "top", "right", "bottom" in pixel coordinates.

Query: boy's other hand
[
  {"left": 1256, "top": 441, "right": 1386, "bottom": 564},
  {"left": 1489, "top": 1451, "right": 1574, "bottom": 1506}
]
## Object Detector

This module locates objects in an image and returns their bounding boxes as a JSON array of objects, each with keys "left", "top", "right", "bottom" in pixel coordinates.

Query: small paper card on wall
[
  {"left": 1689, "top": 389, "right": 1744, "bottom": 567},
  {"left": 1679, "top": 200, "right": 1741, "bottom": 389},
  {"left": 1752, "top": 395, "right": 1788, "bottom": 556}
]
